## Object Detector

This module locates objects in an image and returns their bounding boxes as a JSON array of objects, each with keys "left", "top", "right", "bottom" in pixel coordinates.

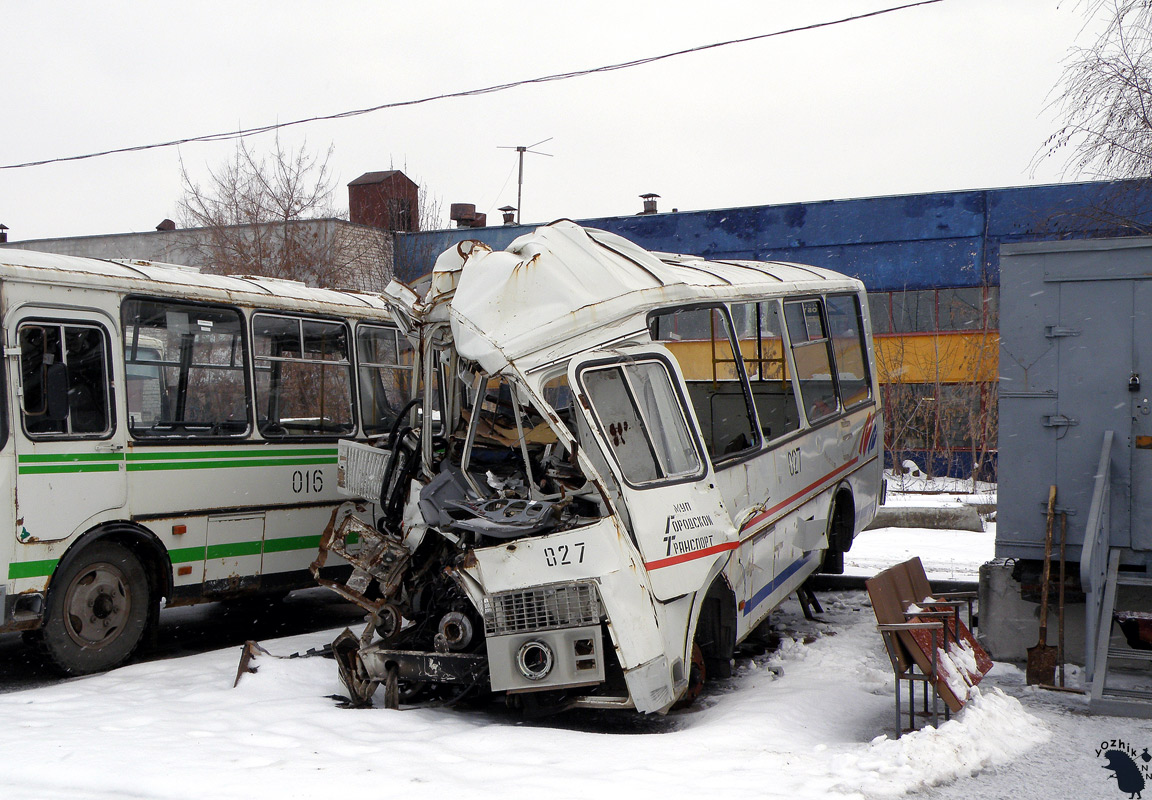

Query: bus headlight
[{"left": 515, "top": 640, "right": 555, "bottom": 681}]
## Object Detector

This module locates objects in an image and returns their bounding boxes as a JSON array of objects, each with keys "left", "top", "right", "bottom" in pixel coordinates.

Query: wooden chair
[
  {"left": 867, "top": 565, "right": 945, "bottom": 735},
  {"left": 866, "top": 558, "right": 992, "bottom": 736},
  {"left": 905, "top": 557, "right": 978, "bottom": 631}
]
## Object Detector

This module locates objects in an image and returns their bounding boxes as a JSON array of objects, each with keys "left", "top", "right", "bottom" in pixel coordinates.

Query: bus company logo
[
  {"left": 857, "top": 412, "right": 879, "bottom": 456},
  {"left": 663, "top": 501, "right": 716, "bottom": 557},
  {"left": 1097, "top": 739, "right": 1151, "bottom": 798}
]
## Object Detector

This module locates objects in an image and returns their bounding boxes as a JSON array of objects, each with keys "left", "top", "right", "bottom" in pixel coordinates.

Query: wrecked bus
[{"left": 317, "top": 221, "right": 882, "bottom": 713}]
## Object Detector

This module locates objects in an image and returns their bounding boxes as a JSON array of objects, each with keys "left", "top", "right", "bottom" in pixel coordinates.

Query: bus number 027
[
  {"left": 544, "top": 542, "right": 585, "bottom": 567},
  {"left": 786, "top": 447, "right": 802, "bottom": 477},
  {"left": 292, "top": 469, "right": 324, "bottom": 494}
]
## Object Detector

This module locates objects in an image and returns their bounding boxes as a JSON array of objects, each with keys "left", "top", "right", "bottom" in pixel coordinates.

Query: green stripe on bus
[
  {"left": 125, "top": 448, "right": 338, "bottom": 462},
  {"left": 18, "top": 463, "right": 122, "bottom": 475},
  {"left": 168, "top": 546, "right": 206, "bottom": 564},
  {"left": 127, "top": 457, "right": 335, "bottom": 472},
  {"left": 263, "top": 535, "right": 322, "bottom": 554},
  {"left": 9, "top": 559, "right": 58, "bottom": 580},
  {"left": 18, "top": 452, "right": 125, "bottom": 463},
  {"left": 206, "top": 541, "right": 263, "bottom": 560}
]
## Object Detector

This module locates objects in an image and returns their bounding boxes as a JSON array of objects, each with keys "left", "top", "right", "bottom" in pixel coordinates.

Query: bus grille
[
  {"left": 483, "top": 582, "right": 602, "bottom": 636},
  {"left": 337, "top": 439, "right": 392, "bottom": 501}
]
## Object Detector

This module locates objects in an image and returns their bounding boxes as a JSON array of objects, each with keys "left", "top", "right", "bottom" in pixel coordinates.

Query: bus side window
[
  {"left": 357, "top": 325, "right": 415, "bottom": 436},
  {"left": 783, "top": 299, "right": 840, "bottom": 424},
  {"left": 732, "top": 301, "right": 801, "bottom": 441},
  {"left": 122, "top": 299, "right": 250, "bottom": 438},
  {"left": 20, "top": 323, "right": 112, "bottom": 438},
  {"left": 825, "top": 294, "right": 872, "bottom": 408},
  {"left": 253, "top": 314, "right": 355, "bottom": 437},
  {"left": 649, "top": 306, "right": 759, "bottom": 462}
]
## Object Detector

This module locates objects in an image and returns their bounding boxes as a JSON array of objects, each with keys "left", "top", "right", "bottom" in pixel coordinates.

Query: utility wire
[{"left": 1, "top": 0, "right": 943, "bottom": 171}]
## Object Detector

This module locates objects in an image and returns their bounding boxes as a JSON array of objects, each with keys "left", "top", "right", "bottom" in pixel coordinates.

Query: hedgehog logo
[{"left": 1098, "top": 740, "right": 1152, "bottom": 799}]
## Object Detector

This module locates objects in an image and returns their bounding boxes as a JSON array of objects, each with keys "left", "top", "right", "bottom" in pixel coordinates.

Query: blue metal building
[
  {"left": 396, "top": 181, "right": 1152, "bottom": 479},
  {"left": 396, "top": 181, "right": 1152, "bottom": 290}
]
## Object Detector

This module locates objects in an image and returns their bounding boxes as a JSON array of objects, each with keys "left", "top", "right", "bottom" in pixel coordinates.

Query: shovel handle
[{"left": 1038, "top": 485, "right": 1057, "bottom": 641}]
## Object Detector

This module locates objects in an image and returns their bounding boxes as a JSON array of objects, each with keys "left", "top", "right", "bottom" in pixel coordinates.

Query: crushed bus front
[{"left": 313, "top": 221, "right": 882, "bottom": 714}]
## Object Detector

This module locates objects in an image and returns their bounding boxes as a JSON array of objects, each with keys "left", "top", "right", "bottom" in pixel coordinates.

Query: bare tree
[
  {"left": 1041, "top": 1, "right": 1152, "bottom": 179},
  {"left": 178, "top": 136, "right": 391, "bottom": 289}
]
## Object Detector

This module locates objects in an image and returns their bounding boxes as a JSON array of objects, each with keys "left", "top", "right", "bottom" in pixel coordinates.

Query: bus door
[
  {"left": 776, "top": 295, "right": 874, "bottom": 562},
  {"left": 569, "top": 350, "right": 738, "bottom": 602},
  {"left": 0, "top": 294, "right": 12, "bottom": 597},
  {"left": 9, "top": 311, "right": 126, "bottom": 546}
]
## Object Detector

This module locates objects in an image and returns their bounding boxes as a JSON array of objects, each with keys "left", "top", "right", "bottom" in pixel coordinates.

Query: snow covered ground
[
  {"left": 1, "top": 504, "right": 1149, "bottom": 799},
  {"left": 846, "top": 525, "right": 994, "bottom": 583}
]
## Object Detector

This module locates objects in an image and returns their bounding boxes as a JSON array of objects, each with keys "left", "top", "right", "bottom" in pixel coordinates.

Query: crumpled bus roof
[{"left": 445, "top": 220, "right": 858, "bottom": 374}]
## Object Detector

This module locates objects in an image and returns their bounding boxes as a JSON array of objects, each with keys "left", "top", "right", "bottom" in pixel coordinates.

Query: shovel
[{"left": 1027, "top": 485, "right": 1059, "bottom": 685}]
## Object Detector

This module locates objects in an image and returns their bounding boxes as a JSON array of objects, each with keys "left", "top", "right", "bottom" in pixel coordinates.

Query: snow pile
[
  {"left": 831, "top": 689, "right": 1049, "bottom": 797},
  {"left": 937, "top": 639, "right": 981, "bottom": 702}
]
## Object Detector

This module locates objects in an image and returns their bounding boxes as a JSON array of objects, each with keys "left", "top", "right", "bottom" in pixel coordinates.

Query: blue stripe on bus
[{"left": 742, "top": 553, "right": 818, "bottom": 617}]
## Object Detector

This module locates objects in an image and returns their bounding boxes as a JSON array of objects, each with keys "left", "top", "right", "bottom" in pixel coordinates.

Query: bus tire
[
  {"left": 34, "top": 541, "right": 151, "bottom": 675},
  {"left": 697, "top": 581, "right": 736, "bottom": 680}
]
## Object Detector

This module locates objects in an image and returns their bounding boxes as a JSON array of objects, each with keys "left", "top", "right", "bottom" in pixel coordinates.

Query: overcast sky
[{"left": 1, "top": 1, "right": 1097, "bottom": 241}]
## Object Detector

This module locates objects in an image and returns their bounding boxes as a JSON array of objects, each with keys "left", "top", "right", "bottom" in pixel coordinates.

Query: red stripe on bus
[
  {"left": 739, "top": 456, "right": 860, "bottom": 534},
  {"left": 645, "top": 540, "right": 740, "bottom": 571}
]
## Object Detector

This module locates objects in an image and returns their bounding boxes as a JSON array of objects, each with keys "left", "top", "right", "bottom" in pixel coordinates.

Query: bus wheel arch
[
  {"left": 694, "top": 577, "right": 737, "bottom": 681},
  {"left": 32, "top": 524, "right": 167, "bottom": 675},
  {"left": 820, "top": 486, "right": 856, "bottom": 574}
]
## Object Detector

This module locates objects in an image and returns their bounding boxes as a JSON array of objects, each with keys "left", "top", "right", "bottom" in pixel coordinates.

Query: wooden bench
[{"left": 866, "top": 557, "right": 991, "bottom": 736}]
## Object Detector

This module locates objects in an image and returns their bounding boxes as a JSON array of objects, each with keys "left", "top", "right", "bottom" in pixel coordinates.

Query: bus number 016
[{"left": 292, "top": 469, "right": 324, "bottom": 494}]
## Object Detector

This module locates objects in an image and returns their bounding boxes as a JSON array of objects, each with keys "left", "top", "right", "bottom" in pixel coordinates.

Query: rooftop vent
[
  {"left": 640, "top": 193, "right": 660, "bottom": 215},
  {"left": 450, "top": 203, "right": 487, "bottom": 228}
]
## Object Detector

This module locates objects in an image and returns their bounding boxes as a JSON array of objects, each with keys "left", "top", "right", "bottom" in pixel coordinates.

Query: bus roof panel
[
  {"left": 0, "top": 248, "right": 393, "bottom": 313},
  {"left": 447, "top": 220, "right": 861, "bottom": 373}
]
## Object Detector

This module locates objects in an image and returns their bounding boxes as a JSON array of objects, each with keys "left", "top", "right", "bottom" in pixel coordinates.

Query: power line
[{"left": 0, "top": 1, "right": 943, "bottom": 171}]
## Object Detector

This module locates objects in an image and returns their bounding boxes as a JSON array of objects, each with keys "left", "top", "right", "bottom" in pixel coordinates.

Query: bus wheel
[{"left": 35, "top": 541, "right": 150, "bottom": 675}]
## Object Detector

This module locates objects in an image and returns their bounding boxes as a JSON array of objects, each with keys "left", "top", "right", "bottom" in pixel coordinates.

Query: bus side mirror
[{"left": 44, "top": 362, "right": 69, "bottom": 421}]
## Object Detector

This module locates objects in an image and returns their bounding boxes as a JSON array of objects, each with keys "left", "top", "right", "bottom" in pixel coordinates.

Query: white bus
[
  {"left": 0, "top": 247, "right": 415, "bottom": 674},
  {"left": 320, "top": 221, "right": 884, "bottom": 713}
]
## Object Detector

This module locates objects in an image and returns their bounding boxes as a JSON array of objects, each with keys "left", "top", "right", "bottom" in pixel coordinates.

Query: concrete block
[{"left": 866, "top": 504, "right": 984, "bottom": 532}]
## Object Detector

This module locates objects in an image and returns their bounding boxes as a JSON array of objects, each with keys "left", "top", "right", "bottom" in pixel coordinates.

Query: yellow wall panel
[{"left": 875, "top": 331, "right": 999, "bottom": 385}]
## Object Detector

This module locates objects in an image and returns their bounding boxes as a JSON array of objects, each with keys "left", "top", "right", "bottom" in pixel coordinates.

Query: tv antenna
[{"left": 498, "top": 138, "right": 553, "bottom": 223}]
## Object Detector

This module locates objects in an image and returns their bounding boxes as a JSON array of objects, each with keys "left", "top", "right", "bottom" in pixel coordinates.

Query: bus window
[
  {"left": 825, "top": 294, "right": 872, "bottom": 408},
  {"left": 357, "top": 325, "right": 415, "bottom": 436},
  {"left": 253, "top": 314, "right": 354, "bottom": 437},
  {"left": 580, "top": 360, "right": 703, "bottom": 486},
  {"left": 649, "top": 306, "right": 759, "bottom": 461},
  {"left": 122, "top": 299, "right": 249, "bottom": 437},
  {"left": 731, "top": 301, "right": 802, "bottom": 441},
  {"left": 783, "top": 299, "right": 840, "bottom": 424},
  {"left": 20, "top": 322, "right": 112, "bottom": 438}
]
